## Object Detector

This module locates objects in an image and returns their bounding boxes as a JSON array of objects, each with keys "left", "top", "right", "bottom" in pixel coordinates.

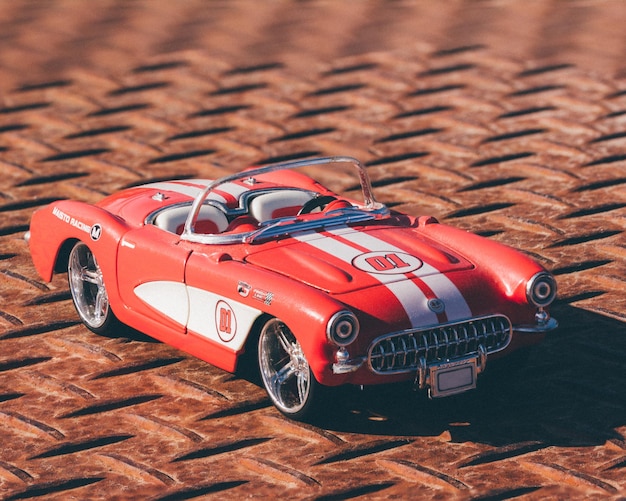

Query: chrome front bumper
[
  {"left": 514, "top": 316, "right": 558, "bottom": 334},
  {"left": 331, "top": 314, "right": 558, "bottom": 377}
]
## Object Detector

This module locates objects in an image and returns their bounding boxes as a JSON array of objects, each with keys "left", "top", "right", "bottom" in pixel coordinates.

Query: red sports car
[{"left": 28, "top": 156, "right": 557, "bottom": 420}]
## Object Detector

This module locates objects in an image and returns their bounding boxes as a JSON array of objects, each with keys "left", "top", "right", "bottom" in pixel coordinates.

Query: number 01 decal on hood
[
  {"left": 352, "top": 251, "right": 423, "bottom": 274},
  {"left": 296, "top": 227, "right": 473, "bottom": 326}
]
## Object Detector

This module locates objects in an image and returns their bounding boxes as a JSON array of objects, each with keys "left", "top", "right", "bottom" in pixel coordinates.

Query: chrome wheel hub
[
  {"left": 68, "top": 243, "right": 110, "bottom": 329},
  {"left": 259, "top": 319, "right": 311, "bottom": 415}
]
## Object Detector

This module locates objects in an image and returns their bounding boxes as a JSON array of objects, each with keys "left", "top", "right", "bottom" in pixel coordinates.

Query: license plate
[{"left": 430, "top": 359, "right": 477, "bottom": 398}]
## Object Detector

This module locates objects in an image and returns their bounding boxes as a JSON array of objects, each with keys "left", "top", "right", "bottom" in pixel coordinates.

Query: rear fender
[{"left": 29, "top": 200, "right": 129, "bottom": 302}]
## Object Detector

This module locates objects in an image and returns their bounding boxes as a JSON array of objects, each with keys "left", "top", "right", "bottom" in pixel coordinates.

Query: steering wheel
[{"left": 297, "top": 195, "right": 337, "bottom": 215}]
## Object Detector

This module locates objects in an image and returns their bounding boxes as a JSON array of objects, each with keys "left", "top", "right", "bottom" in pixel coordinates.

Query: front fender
[
  {"left": 422, "top": 223, "right": 547, "bottom": 301},
  {"left": 184, "top": 253, "right": 347, "bottom": 385}
]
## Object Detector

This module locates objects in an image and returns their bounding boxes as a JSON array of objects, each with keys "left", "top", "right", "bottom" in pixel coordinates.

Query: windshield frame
[{"left": 179, "top": 156, "right": 389, "bottom": 245}]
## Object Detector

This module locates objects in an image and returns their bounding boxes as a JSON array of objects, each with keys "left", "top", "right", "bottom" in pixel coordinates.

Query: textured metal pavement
[{"left": 0, "top": 1, "right": 625, "bottom": 499}]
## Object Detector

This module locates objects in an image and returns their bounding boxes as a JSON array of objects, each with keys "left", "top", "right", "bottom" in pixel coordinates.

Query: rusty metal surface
[{"left": 0, "top": 1, "right": 625, "bottom": 499}]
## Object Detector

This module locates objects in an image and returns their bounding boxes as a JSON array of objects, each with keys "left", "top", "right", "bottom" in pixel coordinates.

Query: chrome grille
[{"left": 368, "top": 315, "right": 512, "bottom": 374}]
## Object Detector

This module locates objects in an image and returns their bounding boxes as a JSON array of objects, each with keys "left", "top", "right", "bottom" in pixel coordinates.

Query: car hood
[{"left": 244, "top": 224, "right": 474, "bottom": 295}]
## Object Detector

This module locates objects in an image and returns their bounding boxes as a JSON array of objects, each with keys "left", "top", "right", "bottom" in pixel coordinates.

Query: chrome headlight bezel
[
  {"left": 526, "top": 272, "right": 557, "bottom": 308},
  {"left": 326, "top": 311, "right": 359, "bottom": 346}
]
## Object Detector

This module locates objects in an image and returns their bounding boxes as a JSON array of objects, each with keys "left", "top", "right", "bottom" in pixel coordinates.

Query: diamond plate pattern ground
[{"left": 0, "top": 2, "right": 624, "bottom": 499}]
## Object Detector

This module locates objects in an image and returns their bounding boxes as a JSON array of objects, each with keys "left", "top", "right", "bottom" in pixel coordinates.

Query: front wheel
[
  {"left": 67, "top": 242, "right": 118, "bottom": 334},
  {"left": 258, "top": 318, "right": 324, "bottom": 420}
]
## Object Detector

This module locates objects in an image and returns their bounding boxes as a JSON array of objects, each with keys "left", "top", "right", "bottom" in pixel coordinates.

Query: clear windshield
[{"left": 180, "top": 156, "right": 389, "bottom": 245}]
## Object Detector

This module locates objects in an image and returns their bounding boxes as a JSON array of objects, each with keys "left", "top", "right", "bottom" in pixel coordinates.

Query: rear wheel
[
  {"left": 258, "top": 318, "right": 323, "bottom": 420},
  {"left": 67, "top": 242, "right": 118, "bottom": 334}
]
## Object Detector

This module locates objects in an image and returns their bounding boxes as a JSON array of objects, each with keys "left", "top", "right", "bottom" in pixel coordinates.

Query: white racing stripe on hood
[
  {"left": 296, "top": 229, "right": 439, "bottom": 327},
  {"left": 328, "top": 228, "right": 472, "bottom": 321}
]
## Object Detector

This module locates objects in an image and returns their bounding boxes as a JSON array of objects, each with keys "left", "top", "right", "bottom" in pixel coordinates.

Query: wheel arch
[
  {"left": 235, "top": 311, "right": 273, "bottom": 376},
  {"left": 243, "top": 308, "right": 340, "bottom": 387},
  {"left": 235, "top": 308, "right": 337, "bottom": 388},
  {"left": 29, "top": 200, "right": 130, "bottom": 319},
  {"left": 54, "top": 238, "right": 80, "bottom": 274},
  {"left": 66, "top": 239, "right": 122, "bottom": 334}
]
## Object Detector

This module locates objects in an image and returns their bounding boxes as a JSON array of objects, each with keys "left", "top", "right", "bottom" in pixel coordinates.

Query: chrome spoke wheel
[
  {"left": 258, "top": 318, "right": 313, "bottom": 416},
  {"left": 68, "top": 242, "right": 111, "bottom": 331}
]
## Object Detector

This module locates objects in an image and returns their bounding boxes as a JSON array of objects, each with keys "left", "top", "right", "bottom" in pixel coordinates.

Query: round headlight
[
  {"left": 327, "top": 311, "right": 359, "bottom": 346},
  {"left": 526, "top": 272, "right": 557, "bottom": 308}
]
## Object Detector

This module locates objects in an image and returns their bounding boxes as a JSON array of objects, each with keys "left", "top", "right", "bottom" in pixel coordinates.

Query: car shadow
[
  {"left": 94, "top": 301, "right": 625, "bottom": 450},
  {"left": 96, "top": 322, "right": 161, "bottom": 344},
  {"left": 311, "top": 303, "right": 626, "bottom": 448}
]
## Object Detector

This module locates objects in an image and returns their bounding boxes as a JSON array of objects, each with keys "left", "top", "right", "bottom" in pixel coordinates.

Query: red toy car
[{"left": 28, "top": 156, "right": 557, "bottom": 420}]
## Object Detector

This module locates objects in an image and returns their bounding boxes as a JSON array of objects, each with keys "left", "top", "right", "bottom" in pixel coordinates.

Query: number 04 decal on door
[
  {"left": 216, "top": 300, "right": 237, "bottom": 342},
  {"left": 186, "top": 287, "right": 262, "bottom": 351}
]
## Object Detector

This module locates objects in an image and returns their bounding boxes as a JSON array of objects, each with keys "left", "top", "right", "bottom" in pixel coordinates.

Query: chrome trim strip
[
  {"left": 514, "top": 317, "right": 558, "bottom": 333},
  {"left": 332, "top": 355, "right": 366, "bottom": 374},
  {"left": 245, "top": 209, "right": 385, "bottom": 244}
]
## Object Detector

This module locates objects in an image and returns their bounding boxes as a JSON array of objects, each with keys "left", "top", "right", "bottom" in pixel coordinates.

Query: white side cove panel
[
  {"left": 134, "top": 281, "right": 190, "bottom": 326},
  {"left": 187, "top": 287, "right": 262, "bottom": 351},
  {"left": 134, "top": 282, "right": 263, "bottom": 351}
]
